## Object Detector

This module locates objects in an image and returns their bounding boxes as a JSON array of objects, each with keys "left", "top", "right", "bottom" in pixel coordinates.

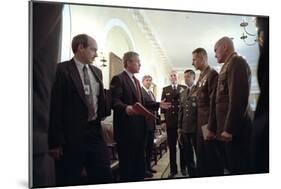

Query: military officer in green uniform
[
  {"left": 191, "top": 48, "right": 223, "bottom": 176},
  {"left": 178, "top": 69, "right": 197, "bottom": 177},
  {"left": 213, "top": 37, "right": 252, "bottom": 174}
]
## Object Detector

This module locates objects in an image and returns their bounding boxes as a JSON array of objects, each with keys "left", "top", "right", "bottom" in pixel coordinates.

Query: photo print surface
[{"left": 30, "top": 1, "right": 269, "bottom": 188}]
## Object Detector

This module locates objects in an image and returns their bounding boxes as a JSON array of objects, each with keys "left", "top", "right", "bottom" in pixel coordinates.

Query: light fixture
[
  {"left": 240, "top": 18, "right": 258, "bottom": 46},
  {"left": 99, "top": 52, "right": 107, "bottom": 67}
]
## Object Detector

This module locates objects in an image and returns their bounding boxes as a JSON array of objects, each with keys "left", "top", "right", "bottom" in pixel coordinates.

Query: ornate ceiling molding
[{"left": 130, "top": 9, "right": 172, "bottom": 68}]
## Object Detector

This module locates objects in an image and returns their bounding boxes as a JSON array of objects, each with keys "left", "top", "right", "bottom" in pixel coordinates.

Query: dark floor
[{"left": 145, "top": 145, "right": 194, "bottom": 180}]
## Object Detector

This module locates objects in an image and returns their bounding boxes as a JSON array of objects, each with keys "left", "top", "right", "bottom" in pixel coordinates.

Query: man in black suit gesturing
[
  {"left": 141, "top": 75, "right": 158, "bottom": 177},
  {"left": 48, "top": 34, "right": 112, "bottom": 186},
  {"left": 110, "top": 52, "right": 170, "bottom": 181}
]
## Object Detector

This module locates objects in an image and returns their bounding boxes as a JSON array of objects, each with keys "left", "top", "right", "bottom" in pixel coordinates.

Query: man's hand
[
  {"left": 160, "top": 122, "right": 166, "bottom": 131},
  {"left": 125, "top": 105, "right": 138, "bottom": 115},
  {"left": 206, "top": 129, "right": 216, "bottom": 140},
  {"left": 159, "top": 98, "right": 171, "bottom": 109},
  {"left": 221, "top": 131, "right": 232, "bottom": 142},
  {"left": 48, "top": 147, "right": 63, "bottom": 160}
]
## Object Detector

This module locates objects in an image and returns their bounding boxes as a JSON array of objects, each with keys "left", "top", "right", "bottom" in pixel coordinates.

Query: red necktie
[{"left": 133, "top": 76, "right": 142, "bottom": 102}]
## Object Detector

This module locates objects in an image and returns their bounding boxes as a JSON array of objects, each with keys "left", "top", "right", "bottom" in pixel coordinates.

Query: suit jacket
[
  {"left": 178, "top": 86, "right": 197, "bottom": 134},
  {"left": 48, "top": 59, "right": 107, "bottom": 149},
  {"left": 110, "top": 71, "right": 159, "bottom": 143},
  {"left": 215, "top": 52, "right": 252, "bottom": 139},
  {"left": 195, "top": 66, "right": 218, "bottom": 136},
  {"left": 141, "top": 87, "right": 157, "bottom": 132},
  {"left": 161, "top": 84, "right": 187, "bottom": 129}
]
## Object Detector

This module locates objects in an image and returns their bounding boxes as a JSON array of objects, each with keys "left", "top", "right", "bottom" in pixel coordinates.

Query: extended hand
[
  {"left": 160, "top": 99, "right": 171, "bottom": 109},
  {"left": 221, "top": 131, "right": 232, "bottom": 142}
]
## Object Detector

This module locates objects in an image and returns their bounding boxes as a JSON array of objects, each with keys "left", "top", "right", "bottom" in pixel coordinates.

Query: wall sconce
[
  {"left": 240, "top": 18, "right": 258, "bottom": 46},
  {"left": 99, "top": 52, "right": 107, "bottom": 67}
]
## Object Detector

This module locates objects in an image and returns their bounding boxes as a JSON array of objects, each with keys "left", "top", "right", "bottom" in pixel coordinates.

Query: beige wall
[
  {"left": 61, "top": 5, "right": 259, "bottom": 110},
  {"left": 66, "top": 5, "right": 172, "bottom": 100}
]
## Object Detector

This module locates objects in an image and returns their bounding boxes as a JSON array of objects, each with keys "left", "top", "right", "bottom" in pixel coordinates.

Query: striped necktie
[
  {"left": 133, "top": 76, "right": 142, "bottom": 102},
  {"left": 83, "top": 66, "right": 96, "bottom": 120}
]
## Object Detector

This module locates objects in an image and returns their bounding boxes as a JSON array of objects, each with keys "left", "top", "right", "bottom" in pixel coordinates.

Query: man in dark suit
[
  {"left": 191, "top": 48, "right": 222, "bottom": 177},
  {"left": 110, "top": 51, "right": 170, "bottom": 181},
  {"left": 251, "top": 17, "right": 269, "bottom": 173},
  {"left": 178, "top": 69, "right": 197, "bottom": 177},
  {"left": 48, "top": 34, "right": 112, "bottom": 186},
  {"left": 213, "top": 37, "right": 252, "bottom": 174},
  {"left": 161, "top": 71, "right": 187, "bottom": 178},
  {"left": 141, "top": 75, "right": 158, "bottom": 177}
]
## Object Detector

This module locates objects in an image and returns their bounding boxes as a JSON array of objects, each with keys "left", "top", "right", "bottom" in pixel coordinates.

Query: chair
[
  {"left": 101, "top": 122, "right": 119, "bottom": 180},
  {"left": 152, "top": 125, "right": 168, "bottom": 165}
]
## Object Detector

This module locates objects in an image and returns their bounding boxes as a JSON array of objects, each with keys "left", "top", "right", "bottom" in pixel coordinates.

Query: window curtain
[{"left": 31, "top": 2, "right": 63, "bottom": 187}]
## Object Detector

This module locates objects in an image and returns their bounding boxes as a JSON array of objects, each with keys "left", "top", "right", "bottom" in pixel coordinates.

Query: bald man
[{"left": 213, "top": 37, "right": 252, "bottom": 174}]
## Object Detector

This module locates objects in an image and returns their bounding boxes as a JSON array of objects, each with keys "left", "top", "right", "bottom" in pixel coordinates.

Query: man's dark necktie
[
  {"left": 148, "top": 90, "right": 155, "bottom": 101},
  {"left": 83, "top": 66, "right": 96, "bottom": 120},
  {"left": 173, "top": 85, "right": 178, "bottom": 100},
  {"left": 133, "top": 76, "right": 142, "bottom": 102},
  {"left": 173, "top": 85, "right": 177, "bottom": 93}
]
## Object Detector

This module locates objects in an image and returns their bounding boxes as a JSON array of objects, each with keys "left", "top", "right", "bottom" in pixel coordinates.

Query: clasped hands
[
  {"left": 205, "top": 130, "right": 232, "bottom": 142},
  {"left": 204, "top": 129, "right": 232, "bottom": 142}
]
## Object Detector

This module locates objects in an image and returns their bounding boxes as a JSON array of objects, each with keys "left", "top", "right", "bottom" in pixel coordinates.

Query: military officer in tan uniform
[
  {"left": 213, "top": 37, "right": 252, "bottom": 174},
  {"left": 178, "top": 69, "right": 197, "bottom": 177},
  {"left": 161, "top": 71, "right": 187, "bottom": 178},
  {"left": 191, "top": 48, "right": 223, "bottom": 176}
]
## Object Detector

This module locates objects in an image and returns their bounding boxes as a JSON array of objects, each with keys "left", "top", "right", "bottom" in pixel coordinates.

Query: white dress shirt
[
  {"left": 74, "top": 57, "right": 100, "bottom": 120},
  {"left": 143, "top": 86, "right": 155, "bottom": 101}
]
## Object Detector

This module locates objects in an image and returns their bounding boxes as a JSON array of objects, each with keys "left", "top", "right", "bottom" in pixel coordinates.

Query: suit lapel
[
  {"left": 150, "top": 91, "right": 156, "bottom": 101},
  {"left": 68, "top": 59, "right": 88, "bottom": 107},
  {"left": 171, "top": 85, "right": 178, "bottom": 96},
  {"left": 141, "top": 87, "right": 148, "bottom": 100},
  {"left": 123, "top": 71, "right": 138, "bottom": 100},
  {"left": 182, "top": 88, "right": 188, "bottom": 101},
  {"left": 142, "top": 87, "right": 154, "bottom": 101},
  {"left": 177, "top": 85, "right": 182, "bottom": 93},
  {"left": 89, "top": 65, "right": 103, "bottom": 87},
  {"left": 188, "top": 85, "right": 196, "bottom": 98},
  {"left": 169, "top": 85, "right": 173, "bottom": 93}
]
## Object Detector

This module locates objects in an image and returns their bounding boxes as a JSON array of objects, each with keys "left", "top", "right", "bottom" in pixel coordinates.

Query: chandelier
[
  {"left": 240, "top": 18, "right": 258, "bottom": 46},
  {"left": 99, "top": 52, "right": 107, "bottom": 67}
]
